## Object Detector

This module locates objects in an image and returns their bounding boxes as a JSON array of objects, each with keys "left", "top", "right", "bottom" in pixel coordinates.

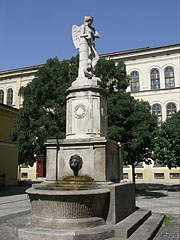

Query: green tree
[
  {"left": 95, "top": 59, "right": 158, "bottom": 182},
  {"left": 11, "top": 56, "right": 78, "bottom": 166},
  {"left": 151, "top": 111, "right": 180, "bottom": 169},
  {"left": 107, "top": 93, "right": 157, "bottom": 183}
]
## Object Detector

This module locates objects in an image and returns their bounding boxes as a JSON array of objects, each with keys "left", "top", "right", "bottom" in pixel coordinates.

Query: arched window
[
  {"left": 7, "top": 88, "right": 13, "bottom": 106},
  {"left": 0, "top": 90, "right": 4, "bottom": 104},
  {"left": 166, "top": 103, "right": 176, "bottom": 118},
  {"left": 130, "top": 71, "right": 139, "bottom": 92},
  {"left": 165, "top": 67, "right": 175, "bottom": 88},
  {"left": 151, "top": 69, "right": 160, "bottom": 89},
  {"left": 152, "top": 104, "right": 162, "bottom": 126}
]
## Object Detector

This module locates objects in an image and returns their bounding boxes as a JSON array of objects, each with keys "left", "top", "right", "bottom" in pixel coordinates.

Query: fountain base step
[
  {"left": 9, "top": 215, "right": 114, "bottom": 240},
  {"left": 31, "top": 215, "right": 106, "bottom": 229},
  {"left": 8, "top": 209, "right": 164, "bottom": 240}
]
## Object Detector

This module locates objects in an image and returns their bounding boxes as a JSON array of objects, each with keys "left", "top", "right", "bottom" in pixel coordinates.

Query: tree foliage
[
  {"left": 11, "top": 56, "right": 78, "bottom": 166},
  {"left": 95, "top": 58, "right": 129, "bottom": 92},
  {"left": 151, "top": 111, "right": 180, "bottom": 169}
]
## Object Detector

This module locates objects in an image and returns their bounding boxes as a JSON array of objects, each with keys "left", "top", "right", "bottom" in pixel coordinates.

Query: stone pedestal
[
  {"left": 45, "top": 137, "right": 123, "bottom": 182},
  {"left": 66, "top": 78, "right": 107, "bottom": 139}
]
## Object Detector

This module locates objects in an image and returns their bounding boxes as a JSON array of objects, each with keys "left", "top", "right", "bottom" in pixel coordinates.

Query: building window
[
  {"left": 166, "top": 103, "right": 176, "bottom": 118},
  {"left": 154, "top": 173, "right": 164, "bottom": 179},
  {"left": 135, "top": 173, "right": 143, "bottom": 179},
  {"left": 170, "top": 173, "right": 180, "bottom": 179},
  {"left": 123, "top": 173, "right": 128, "bottom": 179},
  {"left": 151, "top": 69, "right": 160, "bottom": 89},
  {"left": 165, "top": 67, "right": 175, "bottom": 88},
  {"left": 0, "top": 90, "right": 4, "bottom": 104},
  {"left": 21, "top": 172, "right": 28, "bottom": 178},
  {"left": 130, "top": 71, "right": 139, "bottom": 92},
  {"left": 152, "top": 104, "right": 162, "bottom": 126},
  {"left": 7, "top": 88, "right": 13, "bottom": 106}
]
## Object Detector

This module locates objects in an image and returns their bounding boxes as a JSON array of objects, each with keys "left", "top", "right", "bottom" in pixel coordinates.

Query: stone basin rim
[{"left": 26, "top": 187, "right": 110, "bottom": 196}]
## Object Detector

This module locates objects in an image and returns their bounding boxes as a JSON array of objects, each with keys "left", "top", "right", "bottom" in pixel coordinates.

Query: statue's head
[
  {"left": 69, "top": 154, "right": 83, "bottom": 176},
  {"left": 84, "top": 16, "right": 93, "bottom": 25}
]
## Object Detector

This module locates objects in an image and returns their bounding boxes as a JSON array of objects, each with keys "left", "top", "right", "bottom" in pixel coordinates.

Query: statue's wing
[{"left": 72, "top": 25, "right": 80, "bottom": 49}]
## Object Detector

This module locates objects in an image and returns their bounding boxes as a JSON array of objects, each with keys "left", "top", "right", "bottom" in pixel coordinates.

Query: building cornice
[
  {"left": 0, "top": 141, "right": 17, "bottom": 147},
  {"left": 130, "top": 86, "right": 180, "bottom": 95},
  {"left": 0, "top": 103, "right": 19, "bottom": 114}
]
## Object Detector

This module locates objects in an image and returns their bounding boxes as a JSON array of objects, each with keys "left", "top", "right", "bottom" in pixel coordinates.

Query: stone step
[
  {"left": 7, "top": 214, "right": 31, "bottom": 236},
  {"left": 17, "top": 224, "right": 114, "bottom": 240},
  {"left": 128, "top": 213, "right": 164, "bottom": 240},
  {"left": 107, "top": 238, "right": 126, "bottom": 240},
  {"left": 113, "top": 208, "right": 151, "bottom": 238}
]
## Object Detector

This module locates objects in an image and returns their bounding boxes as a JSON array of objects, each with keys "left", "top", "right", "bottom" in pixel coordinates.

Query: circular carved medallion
[{"left": 74, "top": 104, "right": 87, "bottom": 119}]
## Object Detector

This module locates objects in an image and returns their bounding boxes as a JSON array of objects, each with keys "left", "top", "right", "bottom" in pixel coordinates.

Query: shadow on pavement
[
  {"left": 135, "top": 189, "right": 168, "bottom": 199},
  {"left": 0, "top": 182, "right": 32, "bottom": 197}
]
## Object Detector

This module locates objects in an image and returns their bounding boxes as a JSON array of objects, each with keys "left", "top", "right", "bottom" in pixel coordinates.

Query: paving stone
[
  {"left": 153, "top": 214, "right": 180, "bottom": 240},
  {"left": 0, "top": 223, "right": 17, "bottom": 240}
]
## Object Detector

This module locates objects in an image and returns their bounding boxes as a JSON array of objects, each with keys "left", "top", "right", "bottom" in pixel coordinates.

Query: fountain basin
[{"left": 26, "top": 187, "right": 110, "bottom": 229}]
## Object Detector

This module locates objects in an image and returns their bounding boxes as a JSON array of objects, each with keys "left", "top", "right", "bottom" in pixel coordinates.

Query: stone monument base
[{"left": 46, "top": 137, "right": 123, "bottom": 182}]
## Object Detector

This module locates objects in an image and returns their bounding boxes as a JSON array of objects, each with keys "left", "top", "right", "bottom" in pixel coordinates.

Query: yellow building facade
[{"left": 0, "top": 104, "right": 19, "bottom": 185}]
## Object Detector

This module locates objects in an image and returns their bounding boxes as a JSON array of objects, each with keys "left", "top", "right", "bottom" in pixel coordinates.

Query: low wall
[{"left": 105, "top": 182, "right": 136, "bottom": 225}]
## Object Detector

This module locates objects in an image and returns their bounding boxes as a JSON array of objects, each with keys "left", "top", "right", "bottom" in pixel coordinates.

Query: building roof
[
  {"left": 100, "top": 43, "right": 180, "bottom": 57},
  {"left": 100, "top": 46, "right": 150, "bottom": 57},
  {"left": 0, "top": 64, "right": 44, "bottom": 75},
  {"left": 0, "top": 43, "right": 179, "bottom": 75}
]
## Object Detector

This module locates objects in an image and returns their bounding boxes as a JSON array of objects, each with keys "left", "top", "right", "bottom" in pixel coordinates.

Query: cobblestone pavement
[{"left": 154, "top": 214, "right": 180, "bottom": 240}]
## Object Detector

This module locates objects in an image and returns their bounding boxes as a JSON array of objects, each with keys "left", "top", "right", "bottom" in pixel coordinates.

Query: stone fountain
[{"left": 10, "top": 16, "right": 159, "bottom": 240}]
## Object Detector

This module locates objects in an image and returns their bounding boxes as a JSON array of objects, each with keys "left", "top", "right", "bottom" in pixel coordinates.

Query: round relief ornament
[{"left": 74, "top": 104, "right": 87, "bottom": 119}]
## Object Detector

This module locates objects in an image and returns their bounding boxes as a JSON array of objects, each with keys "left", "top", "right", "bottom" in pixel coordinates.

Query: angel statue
[{"left": 72, "top": 16, "right": 100, "bottom": 79}]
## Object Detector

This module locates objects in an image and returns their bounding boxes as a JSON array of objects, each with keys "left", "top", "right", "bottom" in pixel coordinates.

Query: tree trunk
[{"left": 132, "top": 163, "right": 136, "bottom": 184}]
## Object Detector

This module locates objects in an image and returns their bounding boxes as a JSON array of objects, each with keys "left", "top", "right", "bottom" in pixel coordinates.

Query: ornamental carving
[{"left": 74, "top": 104, "right": 87, "bottom": 119}]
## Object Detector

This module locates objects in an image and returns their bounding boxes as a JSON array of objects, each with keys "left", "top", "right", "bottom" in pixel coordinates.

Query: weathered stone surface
[
  {"left": 17, "top": 224, "right": 114, "bottom": 240},
  {"left": 105, "top": 182, "right": 136, "bottom": 225},
  {"left": 45, "top": 137, "right": 123, "bottom": 182},
  {"left": 113, "top": 208, "right": 151, "bottom": 238},
  {"left": 66, "top": 84, "right": 107, "bottom": 139},
  {"left": 26, "top": 187, "right": 110, "bottom": 229},
  {"left": 128, "top": 213, "right": 164, "bottom": 240}
]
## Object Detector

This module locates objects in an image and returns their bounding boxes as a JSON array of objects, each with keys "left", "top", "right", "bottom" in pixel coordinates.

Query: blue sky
[{"left": 0, "top": 0, "right": 179, "bottom": 71}]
